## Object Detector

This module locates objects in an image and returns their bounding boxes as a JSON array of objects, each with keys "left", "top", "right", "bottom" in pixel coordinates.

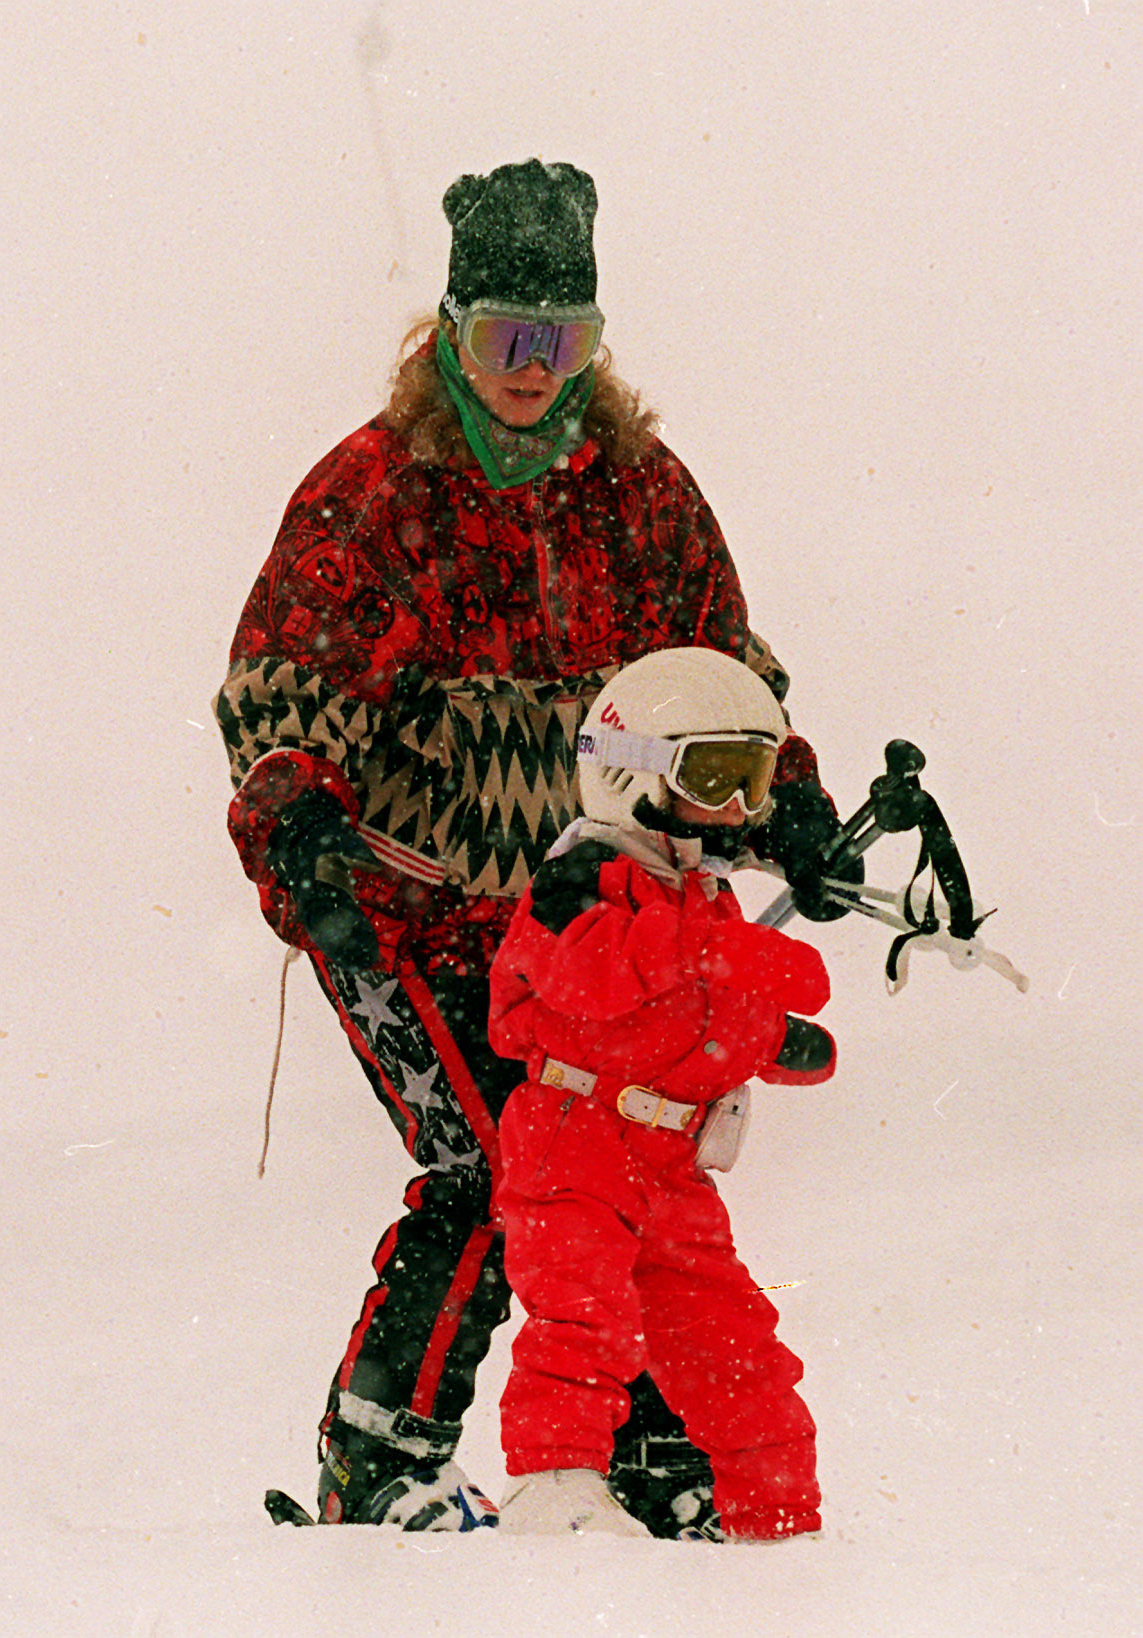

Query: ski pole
[{"left": 820, "top": 877, "right": 1029, "bottom": 993}]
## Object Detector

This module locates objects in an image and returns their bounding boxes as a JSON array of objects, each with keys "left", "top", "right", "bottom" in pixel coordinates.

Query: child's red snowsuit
[{"left": 488, "top": 835, "right": 834, "bottom": 1541}]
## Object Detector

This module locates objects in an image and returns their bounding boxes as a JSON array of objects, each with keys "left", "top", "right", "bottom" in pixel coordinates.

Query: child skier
[{"left": 487, "top": 646, "right": 836, "bottom": 1540}]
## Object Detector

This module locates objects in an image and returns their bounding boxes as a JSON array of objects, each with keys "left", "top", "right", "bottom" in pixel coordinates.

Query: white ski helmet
[{"left": 577, "top": 647, "right": 788, "bottom": 832}]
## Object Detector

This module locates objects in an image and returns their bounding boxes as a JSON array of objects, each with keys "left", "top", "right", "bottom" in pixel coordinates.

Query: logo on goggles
[{"left": 444, "top": 294, "right": 604, "bottom": 378}]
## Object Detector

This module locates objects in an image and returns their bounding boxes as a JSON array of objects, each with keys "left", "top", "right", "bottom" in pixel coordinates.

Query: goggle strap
[{"left": 577, "top": 726, "right": 676, "bottom": 776}]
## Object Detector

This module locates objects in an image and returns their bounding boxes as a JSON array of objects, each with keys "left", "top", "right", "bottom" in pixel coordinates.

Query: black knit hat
[{"left": 442, "top": 158, "right": 599, "bottom": 310}]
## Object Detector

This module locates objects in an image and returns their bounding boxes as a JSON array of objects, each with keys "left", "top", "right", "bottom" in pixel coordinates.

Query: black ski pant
[{"left": 311, "top": 952, "right": 710, "bottom": 1481}]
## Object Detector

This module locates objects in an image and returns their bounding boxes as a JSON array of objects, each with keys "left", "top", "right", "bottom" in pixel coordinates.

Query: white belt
[{"left": 538, "top": 1056, "right": 699, "bottom": 1134}]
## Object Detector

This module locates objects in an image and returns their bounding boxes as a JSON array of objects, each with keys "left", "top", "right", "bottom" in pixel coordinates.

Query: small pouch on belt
[{"left": 694, "top": 1084, "right": 752, "bottom": 1172}]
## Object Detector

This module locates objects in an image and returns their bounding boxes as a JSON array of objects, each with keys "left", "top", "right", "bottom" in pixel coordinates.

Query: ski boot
[
  {"left": 318, "top": 1417, "right": 498, "bottom": 1530},
  {"left": 608, "top": 1445, "right": 725, "bottom": 1541},
  {"left": 498, "top": 1469, "right": 651, "bottom": 1537}
]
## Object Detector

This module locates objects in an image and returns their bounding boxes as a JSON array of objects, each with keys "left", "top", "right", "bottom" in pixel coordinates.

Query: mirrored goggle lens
[
  {"left": 464, "top": 313, "right": 602, "bottom": 377},
  {"left": 671, "top": 739, "right": 779, "bottom": 814}
]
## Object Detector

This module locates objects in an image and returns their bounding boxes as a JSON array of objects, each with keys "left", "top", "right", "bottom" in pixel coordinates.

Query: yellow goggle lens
[{"left": 671, "top": 738, "right": 778, "bottom": 814}]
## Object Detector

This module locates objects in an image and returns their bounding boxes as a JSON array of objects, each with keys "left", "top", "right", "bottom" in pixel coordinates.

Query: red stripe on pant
[
  {"left": 336, "top": 1178, "right": 430, "bottom": 1394},
  {"left": 410, "top": 1222, "right": 498, "bottom": 1419},
  {"left": 399, "top": 963, "right": 503, "bottom": 1183}
]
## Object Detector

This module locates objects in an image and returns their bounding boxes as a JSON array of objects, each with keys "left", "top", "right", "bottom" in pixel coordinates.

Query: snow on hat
[{"left": 442, "top": 158, "right": 598, "bottom": 309}]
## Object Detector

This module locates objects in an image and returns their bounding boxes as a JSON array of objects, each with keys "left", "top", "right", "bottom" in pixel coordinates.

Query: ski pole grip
[{"left": 883, "top": 739, "right": 926, "bottom": 779}]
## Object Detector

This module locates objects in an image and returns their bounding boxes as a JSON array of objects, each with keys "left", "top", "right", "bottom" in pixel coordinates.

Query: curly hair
[{"left": 379, "top": 317, "right": 660, "bottom": 470}]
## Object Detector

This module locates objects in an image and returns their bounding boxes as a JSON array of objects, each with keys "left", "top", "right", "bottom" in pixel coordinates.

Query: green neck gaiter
[{"left": 436, "top": 330, "right": 594, "bottom": 489}]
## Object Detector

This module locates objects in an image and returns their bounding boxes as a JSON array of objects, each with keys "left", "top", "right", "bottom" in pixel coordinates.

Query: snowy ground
[{"left": 3, "top": 2, "right": 1140, "bottom": 1634}]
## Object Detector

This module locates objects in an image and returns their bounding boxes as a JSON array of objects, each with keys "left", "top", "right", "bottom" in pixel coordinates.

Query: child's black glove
[
  {"left": 754, "top": 781, "right": 864, "bottom": 922},
  {"left": 266, "top": 787, "right": 381, "bottom": 970}
]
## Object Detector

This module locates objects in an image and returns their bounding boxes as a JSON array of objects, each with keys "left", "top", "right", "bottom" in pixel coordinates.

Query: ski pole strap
[{"left": 886, "top": 791, "right": 984, "bottom": 986}]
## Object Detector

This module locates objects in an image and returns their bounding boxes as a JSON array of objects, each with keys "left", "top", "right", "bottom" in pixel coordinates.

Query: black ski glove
[
  {"left": 266, "top": 787, "right": 381, "bottom": 970},
  {"left": 755, "top": 781, "right": 864, "bottom": 922}
]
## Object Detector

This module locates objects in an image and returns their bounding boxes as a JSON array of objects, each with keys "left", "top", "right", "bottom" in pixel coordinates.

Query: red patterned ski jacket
[
  {"left": 489, "top": 840, "right": 832, "bottom": 1108},
  {"left": 214, "top": 414, "right": 820, "bottom": 970}
]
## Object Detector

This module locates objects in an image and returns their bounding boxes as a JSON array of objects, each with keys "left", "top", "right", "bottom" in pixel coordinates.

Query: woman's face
[{"left": 458, "top": 347, "right": 565, "bottom": 428}]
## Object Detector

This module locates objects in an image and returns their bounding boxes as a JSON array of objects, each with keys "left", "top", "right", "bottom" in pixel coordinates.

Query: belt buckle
[{"left": 617, "top": 1085, "right": 664, "bottom": 1127}]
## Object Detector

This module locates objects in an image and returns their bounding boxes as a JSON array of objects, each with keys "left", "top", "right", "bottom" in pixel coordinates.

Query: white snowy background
[{"left": 2, "top": 2, "right": 1139, "bottom": 1633}]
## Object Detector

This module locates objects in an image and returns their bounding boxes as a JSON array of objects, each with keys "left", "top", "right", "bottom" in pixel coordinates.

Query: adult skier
[{"left": 215, "top": 157, "right": 847, "bottom": 1533}]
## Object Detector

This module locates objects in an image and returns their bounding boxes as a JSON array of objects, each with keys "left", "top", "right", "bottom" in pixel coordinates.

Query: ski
[{"left": 265, "top": 1488, "right": 318, "bottom": 1526}]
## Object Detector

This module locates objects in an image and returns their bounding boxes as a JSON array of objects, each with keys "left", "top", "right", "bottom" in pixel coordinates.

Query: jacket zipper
[
  {"left": 530, "top": 477, "right": 564, "bottom": 666},
  {"left": 534, "top": 1093, "right": 576, "bottom": 1180}
]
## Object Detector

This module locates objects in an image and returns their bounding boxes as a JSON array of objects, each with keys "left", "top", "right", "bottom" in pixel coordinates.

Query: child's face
[{"left": 668, "top": 790, "right": 748, "bottom": 828}]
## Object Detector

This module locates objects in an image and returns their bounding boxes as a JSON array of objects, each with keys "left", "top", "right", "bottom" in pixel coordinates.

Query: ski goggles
[
  {"left": 578, "top": 728, "right": 781, "bottom": 816},
  {"left": 444, "top": 295, "right": 605, "bottom": 377}
]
